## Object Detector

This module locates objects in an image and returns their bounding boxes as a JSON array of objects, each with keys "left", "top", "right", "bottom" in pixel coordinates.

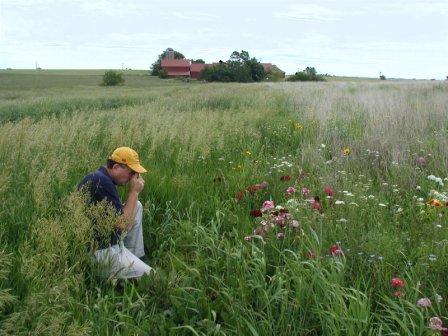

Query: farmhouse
[{"left": 160, "top": 57, "right": 284, "bottom": 79}]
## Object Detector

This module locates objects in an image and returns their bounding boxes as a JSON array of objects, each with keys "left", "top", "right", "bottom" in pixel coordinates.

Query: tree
[
  {"left": 287, "top": 67, "right": 325, "bottom": 81},
  {"left": 193, "top": 59, "right": 205, "bottom": 64},
  {"left": 102, "top": 70, "right": 125, "bottom": 86},
  {"left": 150, "top": 48, "right": 185, "bottom": 76},
  {"left": 200, "top": 50, "right": 265, "bottom": 83}
]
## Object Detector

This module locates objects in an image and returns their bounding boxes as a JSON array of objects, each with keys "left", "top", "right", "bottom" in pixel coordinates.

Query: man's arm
[{"left": 117, "top": 174, "right": 145, "bottom": 231}]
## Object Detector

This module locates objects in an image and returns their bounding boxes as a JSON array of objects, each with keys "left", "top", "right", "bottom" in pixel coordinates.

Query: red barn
[
  {"left": 161, "top": 58, "right": 191, "bottom": 77},
  {"left": 190, "top": 63, "right": 209, "bottom": 79}
]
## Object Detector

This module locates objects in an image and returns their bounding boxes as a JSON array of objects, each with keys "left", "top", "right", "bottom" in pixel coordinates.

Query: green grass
[{"left": 1, "top": 71, "right": 448, "bottom": 335}]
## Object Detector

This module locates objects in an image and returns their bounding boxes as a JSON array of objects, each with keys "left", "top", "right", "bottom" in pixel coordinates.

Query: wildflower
[
  {"left": 277, "top": 232, "right": 285, "bottom": 240},
  {"left": 429, "top": 317, "right": 446, "bottom": 331},
  {"left": 343, "top": 147, "right": 350, "bottom": 156},
  {"left": 324, "top": 186, "right": 335, "bottom": 197},
  {"left": 311, "top": 197, "right": 322, "bottom": 212},
  {"left": 274, "top": 214, "right": 286, "bottom": 227},
  {"left": 286, "top": 186, "right": 296, "bottom": 195},
  {"left": 294, "top": 122, "right": 303, "bottom": 131},
  {"left": 280, "top": 175, "right": 291, "bottom": 181},
  {"left": 244, "top": 236, "right": 252, "bottom": 242},
  {"left": 393, "top": 291, "right": 402, "bottom": 298},
  {"left": 330, "top": 244, "right": 343, "bottom": 256},
  {"left": 429, "top": 254, "right": 437, "bottom": 261},
  {"left": 254, "top": 226, "right": 268, "bottom": 237},
  {"left": 261, "top": 200, "right": 275, "bottom": 212},
  {"left": 259, "top": 181, "right": 268, "bottom": 189},
  {"left": 391, "top": 278, "right": 405, "bottom": 288},
  {"left": 250, "top": 209, "right": 262, "bottom": 218},
  {"left": 378, "top": 203, "right": 387, "bottom": 207},
  {"left": 301, "top": 187, "right": 310, "bottom": 197},
  {"left": 291, "top": 220, "right": 300, "bottom": 228},
  {"left": 417, "top": 298, "right": 432, "bottom": 308},
  {"left": 435, "top": 294, "right": 443, "bottom": 303},
  {"left": 235, "top": 191, "right": 244, "bottom": 202},
  {"left": 320, "top": 144, "right": 326, "bottom": 148},
  {"left": 244, "top": 150, "right": 252, "bottom": 156},
  {"left": 415, "top": 156, "right": 427, "bottom": 167},
  {"left": 428, "top": 199, "right": 442, "bottom": 207},
  {"left": 335, "top": 200, "right": 345, "bottom": 205}
]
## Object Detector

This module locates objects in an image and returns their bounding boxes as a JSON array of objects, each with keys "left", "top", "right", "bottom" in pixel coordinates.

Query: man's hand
[{"left": 130, "top": 174, "right": 145, "bottom": 194}]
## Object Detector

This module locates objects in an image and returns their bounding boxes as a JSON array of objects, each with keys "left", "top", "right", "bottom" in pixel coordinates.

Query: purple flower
[
  {"left": 417, "top": 298, "right": 432, "bottom": 308},
  {"left": 286, "top": 186, "right": 296, "bottom": 195},
  {"left": 261, "top": 200, "right": 275, "bottom": 212}
]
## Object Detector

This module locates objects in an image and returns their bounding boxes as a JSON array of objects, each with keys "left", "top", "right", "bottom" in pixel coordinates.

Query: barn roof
[{"left": 161, "top": 58, "right": 191, "bottom": 67}]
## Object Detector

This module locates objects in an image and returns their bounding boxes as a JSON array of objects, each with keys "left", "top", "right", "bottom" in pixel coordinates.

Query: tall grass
[{"left": 1, "top": 74, "right": 448, "bottom": 335}]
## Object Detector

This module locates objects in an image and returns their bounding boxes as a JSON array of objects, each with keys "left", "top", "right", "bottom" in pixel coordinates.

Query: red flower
[
  {"left": 235, "top": 191, "right": 245, "bottom": 202},
  {"left": 390, "top": 277, "right": 405, "bottom": 288},
  {"left": 311, "top": 197, "right": 322, "bottom": 212},
  {"left": 330, "top": 244, "right": 343, "bottom": 256},
  {"left": 324, "top": 186, "right": 335, "bottom": 197},
  {"left": 246, "top": 184, "right": 261, "bottom": 194},
  {"left": 250, "top": 209, "right": 262, "bottom": 217},
  {"left": 280, "top": 175, "right": 291, "bottom": 181}
]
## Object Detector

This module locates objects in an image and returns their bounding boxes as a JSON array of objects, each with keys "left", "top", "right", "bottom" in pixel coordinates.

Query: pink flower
[
  {"left": 291, "top": 220, "right": 300, "bottom": 228},
  {"left": 275, "top": 213, "right": 286, "bottom": 227},
  {"left": 261, "top": 200, "right": 275, "bottom": 212},
  {"left": 330, "top": 244, "right": 343, "bottom": 256},
  {"left": 415, "top": 156, "right": 427, "bottom": 168},
  {"left": 277, "top": 232, "right": 285, "bottom": 240},
  {"left": 429, "top": 317, "right": 446, "bottom": 331},
  {"left": 393, "top": 291, "right": 402, "bottom": 298},
  {"left": 390, "top": 278, "right": 405, "bottom": 288},
  {"left": 244, "top": 236, "right": 252, "bottom": 242},
  {"left": 324, "top": 186, "right": 335, "bottom": 197},
  {"left": 286, "top": 186, "right": 296, "bottom": 195},
  {"left": 417, "top": 298, "right": 432, "bottom": 308},
  {"left": 259, "top": 181, "right": 269, "bottom": 189},
  {"left": 301, "top": 187, "right": 310, "bottom": 197}
]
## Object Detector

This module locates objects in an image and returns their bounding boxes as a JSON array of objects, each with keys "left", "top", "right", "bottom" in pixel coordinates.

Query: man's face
[{"left": 110, "top": 164, "right": 136, "bottom": 185}]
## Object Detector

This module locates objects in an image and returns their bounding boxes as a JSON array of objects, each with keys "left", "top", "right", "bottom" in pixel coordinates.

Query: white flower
[
  {"left": 416, "top": 185, "right": 421, "bottom": 190},
  {"left": 349, "top": 202, "right": 359, "bottom": 206},
  {"left": 321, "top": 143, "right": 326, "bottom": 148},
  {"left": 335, "top": 200, "right": 345, "bottom": 205},
  {"left": 378, "top": 203, "right": 387, "bottom": 207},
  {"left": 337, "top": 218, "right": 348, "bottom": 222}
]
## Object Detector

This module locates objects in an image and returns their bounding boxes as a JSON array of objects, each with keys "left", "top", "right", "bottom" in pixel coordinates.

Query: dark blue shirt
[{"left": 78, "top": 166, "right": 123, "bottom": 248}]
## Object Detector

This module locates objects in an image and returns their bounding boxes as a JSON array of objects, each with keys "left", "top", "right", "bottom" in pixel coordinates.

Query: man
[{"left": 79, "top": 146, "right": 152, "bottom": 279}]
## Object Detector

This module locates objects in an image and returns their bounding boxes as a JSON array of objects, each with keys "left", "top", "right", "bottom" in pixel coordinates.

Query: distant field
[{"left": 1, "top": 71, "right": 448, "bottom": 335}]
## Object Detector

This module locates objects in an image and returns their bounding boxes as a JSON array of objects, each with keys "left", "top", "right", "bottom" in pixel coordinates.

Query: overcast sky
[{"left": 1, "top": 0, "right": 447, "bottom": 78}]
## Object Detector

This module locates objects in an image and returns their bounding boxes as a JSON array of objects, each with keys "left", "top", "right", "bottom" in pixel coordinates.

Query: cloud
[{"left": 274, "top": 4, "right": 352, "bottom": 22}]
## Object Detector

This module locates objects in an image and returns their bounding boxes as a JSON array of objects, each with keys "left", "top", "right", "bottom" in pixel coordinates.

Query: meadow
[{"left": 1, "top": 70, "right": 448, "bottom": 335}]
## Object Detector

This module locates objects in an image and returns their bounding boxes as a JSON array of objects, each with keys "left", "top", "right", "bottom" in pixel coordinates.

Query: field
[{"left": 1, "top": 70, "right": 448, "bottom": 335}]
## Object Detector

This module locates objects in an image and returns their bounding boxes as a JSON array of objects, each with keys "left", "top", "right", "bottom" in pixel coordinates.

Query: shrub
[
  {"left": 287, "top": 67, "right": 325, "bottom": 82},
  {"left": 101, "top": 70, "right": 125, "bottom": 86},
  {"left": 158, "top": 68, "right": 168, "bottom": 79}
]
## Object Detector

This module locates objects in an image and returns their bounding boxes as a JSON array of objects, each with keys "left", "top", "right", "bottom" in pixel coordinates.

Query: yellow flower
[
  {"left": 294, "top": 122, "right": 303, "bottom": 131},
  {"left": 343, "top": 147, "right": 350, "bottom": 156},
  {"left": 244, "top": 150, "right": 252, "bottom": 156}
]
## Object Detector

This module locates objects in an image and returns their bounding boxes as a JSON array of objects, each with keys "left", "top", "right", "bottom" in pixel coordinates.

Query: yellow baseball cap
[{"left": 109, "top": 147, "right": 147, "bottom": 173}]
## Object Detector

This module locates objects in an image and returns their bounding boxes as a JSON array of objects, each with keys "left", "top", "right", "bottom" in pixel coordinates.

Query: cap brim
[{"left": 128, "top": 163, "right": 147, "bottom": 174}]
